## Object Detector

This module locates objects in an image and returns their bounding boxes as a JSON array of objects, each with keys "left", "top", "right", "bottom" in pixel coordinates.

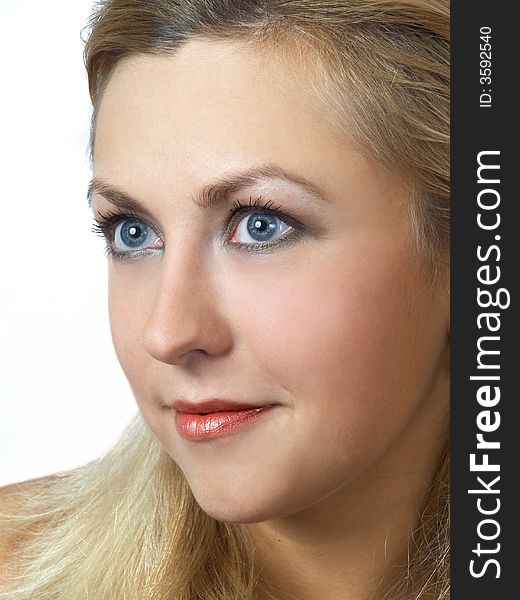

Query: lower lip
[{"left": 174, "top": 405, "right": 276, "bottom": 441}]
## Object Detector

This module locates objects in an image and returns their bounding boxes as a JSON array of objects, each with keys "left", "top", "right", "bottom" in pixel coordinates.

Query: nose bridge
[{"left": 141, "top": 240, "right": 229, "bottom": 363}]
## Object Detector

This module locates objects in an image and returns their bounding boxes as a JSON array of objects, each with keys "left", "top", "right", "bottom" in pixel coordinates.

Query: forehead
[
  {"left": 94, "top": 40, "right": 323, "bottom": 155},
  {"left": 95, "top": 41, "right": 351, "bottom": 185},
  {"left": 95, "top": 39, "right": 320, "bottom": 135},
  {"left": 92, "top": 39, "right": 403, "bottom": 218}
]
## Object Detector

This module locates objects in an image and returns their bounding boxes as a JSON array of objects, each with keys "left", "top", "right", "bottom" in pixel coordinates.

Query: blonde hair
[{"left": 0, "top": 1, "right": 450, "bottom": 598}]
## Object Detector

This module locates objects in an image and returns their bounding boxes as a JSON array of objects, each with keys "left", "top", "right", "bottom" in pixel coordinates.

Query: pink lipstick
[{"left": 174, "top": 405, "right": 276, "bottom": 441}]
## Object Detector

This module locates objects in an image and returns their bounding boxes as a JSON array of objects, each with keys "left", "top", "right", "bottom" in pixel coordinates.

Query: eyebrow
[{"left": 87, "top": 163, "right": 329, "bottom": 213}]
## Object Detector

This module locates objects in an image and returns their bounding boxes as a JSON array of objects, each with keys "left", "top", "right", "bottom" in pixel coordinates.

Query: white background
[{"left": 0, "top": 1, "right": 137, "bottom": 487}]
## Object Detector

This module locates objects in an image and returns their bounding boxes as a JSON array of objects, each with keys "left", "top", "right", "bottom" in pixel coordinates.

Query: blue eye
[
  {"left": 92, "top": 211, "right": 163, "bottom": 259},
  {"left": 113, "top": 218, "right": 160, "bottom": 252},
  {"left": 230, "top": 212, "right": 292, "bottom": 245},
  {"left": 91, "top": 196, "right": 303, "bottom": 260}
]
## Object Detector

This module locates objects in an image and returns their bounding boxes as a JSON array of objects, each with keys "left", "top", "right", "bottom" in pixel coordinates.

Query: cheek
[
  {"left": 107, "top": 238, "right": 444, "bottom": 464},
  {"left": 107, "top": 265, "right": 154, "bottom": 393},
  {"left": 231, "top": 242, "right": 442, "bottom": 462}
]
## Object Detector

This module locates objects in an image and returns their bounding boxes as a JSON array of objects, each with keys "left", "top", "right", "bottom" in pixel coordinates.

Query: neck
[{"left": 247, "top": 381, "right": 449, "bottom": 600}]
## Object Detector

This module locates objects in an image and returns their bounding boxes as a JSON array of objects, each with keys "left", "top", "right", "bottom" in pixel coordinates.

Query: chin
[{"left": 190, "top": 488, "right": 285, "bottom": 524}]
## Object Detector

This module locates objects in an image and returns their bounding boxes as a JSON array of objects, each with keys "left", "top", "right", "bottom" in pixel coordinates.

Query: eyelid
[
  {"left": 91, "top": 196, "right": 308, "bottom": 258},
  {"left": 91, "top": 209, "right": 164, "bottom": 260},
  {"left": 93, "top": 208, "right": 163, "bottom": 240},
  {"left": 219, "top": 197, "right": 309, "bottom": 253},
  {"left": 99, "top": 204, "right": 160, "bottom": 227},
  {"left": 224, "top": 196, "right": 306, "bottom": 236}
]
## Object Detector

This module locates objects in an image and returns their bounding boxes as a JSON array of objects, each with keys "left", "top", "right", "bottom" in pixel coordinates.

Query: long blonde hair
[{"left": 1, "top": 1, "right": 450, "bottom": 598}]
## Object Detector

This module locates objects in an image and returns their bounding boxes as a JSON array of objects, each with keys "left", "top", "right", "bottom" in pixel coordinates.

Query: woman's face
[{"left": 91, "top": 40, "right": 449, "bottom": 523}]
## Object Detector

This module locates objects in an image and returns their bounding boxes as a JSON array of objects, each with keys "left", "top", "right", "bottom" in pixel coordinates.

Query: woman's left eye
[{"left": 229, "top": 212, "right": 293, "bottom": 247}]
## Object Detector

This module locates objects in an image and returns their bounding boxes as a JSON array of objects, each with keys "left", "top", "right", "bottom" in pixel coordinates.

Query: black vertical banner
[{"left": 451, "top": 1, "right": 517, "bottom": 598}]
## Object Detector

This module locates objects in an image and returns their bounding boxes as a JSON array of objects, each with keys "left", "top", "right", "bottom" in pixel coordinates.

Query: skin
[{"left": 91, "top": 39, "right": 450, "bottom": 600}]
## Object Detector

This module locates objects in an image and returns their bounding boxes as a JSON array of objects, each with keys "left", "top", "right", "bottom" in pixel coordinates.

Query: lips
[
  {"left": 171, "top": 398, "right": 279, "bottom": 441},
  {"left": 172, "top": 399, "right": 271, "bottom": 414}
]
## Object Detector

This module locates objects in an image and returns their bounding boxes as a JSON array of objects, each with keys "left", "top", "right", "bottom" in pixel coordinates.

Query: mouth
[
  {"left": 172, "top": 404, "right": 278, "bottom": 441},
  {"left": 172, "top": 398, "right": 274, "bottom": 414}
]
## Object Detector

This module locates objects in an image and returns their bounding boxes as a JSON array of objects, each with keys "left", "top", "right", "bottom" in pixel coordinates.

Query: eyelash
[
  {"left": 91, "top": 208, "right": 157, "bottom": 260},
  {"left": 91, "top": 195, "right": 302, "bottom": 260}
]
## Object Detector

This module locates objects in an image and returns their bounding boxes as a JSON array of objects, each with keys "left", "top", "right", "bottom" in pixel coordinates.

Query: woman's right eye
[
  {"left": 92, "top": 213, "right": 163, "bottom": 259},
  {"left": 112, "top": 218, "right": 162, "bottom": 253}
]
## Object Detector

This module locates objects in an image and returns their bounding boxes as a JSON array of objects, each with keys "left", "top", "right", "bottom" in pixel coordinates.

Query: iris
[
  {"left": 118, "top": 219, "right": 149, "bottom": 248},
  {"left": 246, "top": 213, "right": 278, "bottom": 242}
]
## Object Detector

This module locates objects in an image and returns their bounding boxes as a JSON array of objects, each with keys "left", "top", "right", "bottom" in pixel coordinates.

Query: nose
[{"left": 141, "top": 247, "right": 233, "bottom": 365}]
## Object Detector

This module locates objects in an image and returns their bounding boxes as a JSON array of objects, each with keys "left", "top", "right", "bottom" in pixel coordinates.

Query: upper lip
[{"left": 172, "top": 399, "right": 272, "bottom": 414}]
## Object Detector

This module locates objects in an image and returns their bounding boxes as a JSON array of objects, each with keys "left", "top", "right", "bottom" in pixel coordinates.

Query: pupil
[
  {"left": 247, "top": 213, "right": 277, "bottom": 241},
  {"left": 121, "top": 220, "right": 148, "bottom": 248}
]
